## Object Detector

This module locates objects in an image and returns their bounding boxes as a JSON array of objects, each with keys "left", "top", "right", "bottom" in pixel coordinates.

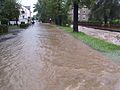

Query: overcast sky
[{"left": 21, "top": 0, "right": 38, "bottom": 16}]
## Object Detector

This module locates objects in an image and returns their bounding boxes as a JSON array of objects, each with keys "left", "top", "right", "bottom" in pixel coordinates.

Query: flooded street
[{"left": 0, "top": 23, "right": 120, "bottom": 90}]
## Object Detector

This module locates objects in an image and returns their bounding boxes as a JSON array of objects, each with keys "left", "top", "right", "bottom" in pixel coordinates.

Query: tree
[
  {"left": 3, "top": 0, "right": 20, "bottom": 20},
  {"left": 91, "top": 0, "right": 120, "bottom": 24},
  {"left": 69, "top": 0, "right": 96, "bottom": 32},
  {"left": 0, "top": 0, "right": 20, "bottom": 23},
  {"left": 34, "top": 0, "right": 79, "bottom": 31},
  {"left": 34, "top": 0, "right": 70, "bottom": 25},
  {"left": 73, "top": 0, "right": 79, "bottom": 32},
  {"left": 34, "top": 0, "right": 96, "bottom": 32}
]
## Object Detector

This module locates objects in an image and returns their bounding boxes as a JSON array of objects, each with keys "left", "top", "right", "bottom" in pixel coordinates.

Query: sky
[{"left": 20, "top": 0, "right": 38, "bottom": 16}]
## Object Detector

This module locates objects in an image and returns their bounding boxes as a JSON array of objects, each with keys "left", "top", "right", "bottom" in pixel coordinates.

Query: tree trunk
[
  {"left": 104, "top": 15, "right": 108, "bottom": 25},
  {"left": 16, "top": 18, "right": 18, "bottom": 26},
  {"left": 73, "top": 1, "right": 78, "bottom": 32},
  {"left": 103, "top": 10, "right": 108, "bottom": 25}
]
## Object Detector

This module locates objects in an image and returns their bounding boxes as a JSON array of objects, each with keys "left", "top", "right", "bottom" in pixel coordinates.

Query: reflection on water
[{"left": 0, "top": 23, "right": 120, "bottom": 90}]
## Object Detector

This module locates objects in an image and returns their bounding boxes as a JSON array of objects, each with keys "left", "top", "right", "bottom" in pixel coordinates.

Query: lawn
[{"left": 9, "top": 25, "right": 20, "bottom": 30}]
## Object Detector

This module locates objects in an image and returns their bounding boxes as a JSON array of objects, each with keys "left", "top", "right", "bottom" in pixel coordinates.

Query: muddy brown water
[{"left": 0, "top": 23, "right": 120, "bottom": 90}]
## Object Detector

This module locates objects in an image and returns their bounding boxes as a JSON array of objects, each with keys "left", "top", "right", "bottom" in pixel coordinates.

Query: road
[{"left": 0, "top": 23, "right": 120, "bottom": 90}]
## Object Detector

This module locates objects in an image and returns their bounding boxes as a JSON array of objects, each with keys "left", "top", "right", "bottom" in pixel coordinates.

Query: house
[
  {"left": 69, "top": 6, "right": 90, "bottom": 22},
  {"left": 18, "top": 5, "right": 32, "bottom": 24}
]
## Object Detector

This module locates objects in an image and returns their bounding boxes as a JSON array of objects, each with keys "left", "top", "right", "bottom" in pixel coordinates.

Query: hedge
[
  {"left": 1, "top": 18, "right": 9, "bottom": 25},
  {"left": 0, "top": 25, "right": 8, "bottom": 33}
]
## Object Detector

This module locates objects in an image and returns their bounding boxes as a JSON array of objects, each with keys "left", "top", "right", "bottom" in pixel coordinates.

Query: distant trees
[
  {"left": 34, "top": 0, "right": 120, "bottom": 32},
  {"left": 34, "top": 0, "right": 70, "bottom": 26},
  {"left": 34, "top": 0, "right": 96, "bottom": 32},
  {"left": 91, "top": 0, "right": 120, "bottom": 24}
]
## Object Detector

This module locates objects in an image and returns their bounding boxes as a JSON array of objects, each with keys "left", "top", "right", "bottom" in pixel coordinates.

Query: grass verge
[
  {"left": 9, "top": 25, "right": 20, "bottom": 30},
  {"left": 58, "top": 26, "right": 120, "bottom": 52}
]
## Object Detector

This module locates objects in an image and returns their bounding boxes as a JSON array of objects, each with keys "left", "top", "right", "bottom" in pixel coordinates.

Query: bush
[
  {"left": 19, "top": 22, "right": 29, "bottom": 28},
  {"left": 1, "top": 18, "right": 9, "bottom": 25},
  {"left": 0, "top": 25, "right": 8, "bottom": 33},
  {"left": 110, "top": 20, "right": 120, "bottom": 24}
]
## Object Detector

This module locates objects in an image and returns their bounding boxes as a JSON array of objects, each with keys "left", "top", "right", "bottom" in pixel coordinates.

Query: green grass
[
  {"left": 58, "top": 26, "right": 120, "bottom": 52},
  {"left": 9, "top": 25, "right": 20, "bottom": 30}
]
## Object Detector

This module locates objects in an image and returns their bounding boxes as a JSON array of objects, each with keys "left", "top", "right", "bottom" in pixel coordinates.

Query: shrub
[
  {"left": 0, "top": 25, "right": 8, "bottom": 33},
  {"left": 19, "top": 22, "right": 29, "bottom": 28},
  {"left": 1, "top": 18, "right": 9, "bottom": 25},
  {"left": 110, "top": 20, "right": 120, "bottom": 24}
]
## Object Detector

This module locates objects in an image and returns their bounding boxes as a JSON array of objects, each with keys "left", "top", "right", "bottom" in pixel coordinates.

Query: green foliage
[
  {"left": 91, "top": 0, "right": 120, "bottom": 22},
  {"left": 34, "top": 0, "right": 71, "bottom": 26},
  {"left": 1, "top": 18, "right": 9, "bottom": 25},
  {"left": 59, "top": 26, "right": 120, "bottom": 52},
  {"left": 34, "top": 0, "right": 97, "bottom": 32},
  {"left": 0, "top": 25, "right": 8, "bottom": 33},
  {"left": 110, "top": 19, "right": 120, "bottom": 24},
  {"left": 0, "top": 0, "right": 20, "bottom": 21}
]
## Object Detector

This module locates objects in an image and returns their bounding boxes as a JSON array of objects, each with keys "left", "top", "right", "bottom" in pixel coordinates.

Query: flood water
[{"left": 0, "top": 23, "right": 120, "bottom": 90}]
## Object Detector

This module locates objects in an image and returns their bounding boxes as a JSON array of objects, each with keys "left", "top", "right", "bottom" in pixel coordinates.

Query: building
[
  {"left": 18, "top": 5, "right": 31, "bottom": 24},
  {"left": 69, "top": 6, "right": 90, "bottom": 22},
  {"left": 9, "top": 5, "right": 32, "bottom": 25}
]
